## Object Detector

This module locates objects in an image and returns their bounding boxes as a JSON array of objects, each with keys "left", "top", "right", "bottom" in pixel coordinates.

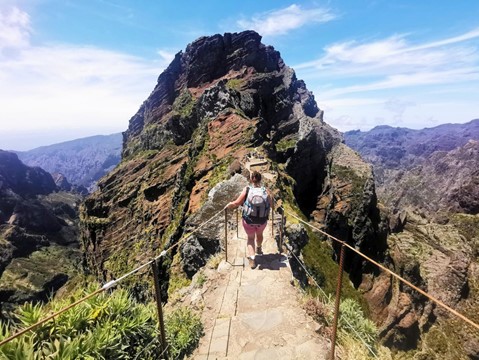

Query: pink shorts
[{"left": 242, "top": 219, "right": 267, "bottom": 236}]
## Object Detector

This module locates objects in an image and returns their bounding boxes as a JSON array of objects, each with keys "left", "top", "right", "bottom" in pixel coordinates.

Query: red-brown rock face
[{"left": 80, "top": 31, "right": 381, "bottom": 311}]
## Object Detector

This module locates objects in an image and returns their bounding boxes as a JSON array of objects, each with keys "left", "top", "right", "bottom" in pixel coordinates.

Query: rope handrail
[
  {"left": 283, "top": 209, "right": 479, "bottom": 332},
  {"left": 5, "top": 179, "right": 478, "bottom": 357},
  {"left": 285, "top": 243, "right": 378, "bottom": 358},
  {"left": 0, "top": 207, "right": 226, "bottom": 347},
  {"left": 0, "top": 288, "right": 105, "bottom": 347}
]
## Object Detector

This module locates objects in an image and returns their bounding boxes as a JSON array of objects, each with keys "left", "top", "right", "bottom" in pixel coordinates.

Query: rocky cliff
[
  {"left": 0, "top": 150, "right": 81, "bottom": 316},
  {"left": 80, "top": 31, "right": 382, "bottom": 304},
  {"left": 346, "top": 123, "right": 479, "bottom": 358}
]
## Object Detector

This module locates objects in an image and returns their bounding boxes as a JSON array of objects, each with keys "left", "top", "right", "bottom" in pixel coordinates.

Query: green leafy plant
[
  {"left": 165, "top": 307, "right": 203, "bottom": 359},
  {"left": 0, "top": 284, "right": 204, "bottom": 360},
  {"left": 195, "top": 272, "right": 207, "bottom": 287}
]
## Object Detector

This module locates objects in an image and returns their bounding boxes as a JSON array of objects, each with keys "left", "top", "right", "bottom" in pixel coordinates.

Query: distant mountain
[
  {"left": 0, "top": 151, "right": 81, "bottom": 314},
  {"left": 344, "top": 119, "right": 479, "bottom": 217},
  {"left": 15, "top": 133, "right": 122, "bottom": 192},
  {"left": 345, "top": 119, "right": 479, "bottom": 170}
]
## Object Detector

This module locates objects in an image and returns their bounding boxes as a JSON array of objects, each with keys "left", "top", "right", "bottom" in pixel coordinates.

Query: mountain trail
[{"left": 185, "top": 215, "right": 331, "bottom": 359}]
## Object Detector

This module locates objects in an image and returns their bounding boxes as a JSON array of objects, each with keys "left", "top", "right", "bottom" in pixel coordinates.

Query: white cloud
[
  {"left": 325, "top": 97, "right": 479, "bottom": 132},
  {"left": 157, "top": 49, "right": 175, "bottom": 64},
  {"left": 0, "top": 6, "right": 31, "bottom": 51},
  {"left": 304, "top": 29, "right": 479, "bottom": 132},
  {"left": 237, "top": 4, "right": 335, "bottom": 36},
  {"left": 300, "top": 29, "right": 479, "bottom": 74},
  {"left": 0, "top": 7, "right": 175, "bottom": 150},
  {"left": 318, "top": 67, "right": 479, "bottom": 97},
  {"left": 296, "top": 30, "right": 479, "bottom": 77}
]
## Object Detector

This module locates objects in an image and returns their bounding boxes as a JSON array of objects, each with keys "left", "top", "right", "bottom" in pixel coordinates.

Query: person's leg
[
  {"left": 242, "top": 219, "right": 256, "bottom": 258},
  {"left": 254, "top": 223, "right": 267, "bottom": 255},
  {"left": 247, "top": 234, "right": 255, "bottom": 258}
]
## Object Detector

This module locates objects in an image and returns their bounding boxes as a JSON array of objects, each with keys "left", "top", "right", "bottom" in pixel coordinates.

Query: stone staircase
[{"left": 190, "top": 217, "right": 330, "bottom": 359}]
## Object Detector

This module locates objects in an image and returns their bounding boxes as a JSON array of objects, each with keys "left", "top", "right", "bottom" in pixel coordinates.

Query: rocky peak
[
  {"left": 80, "top": 31, "right": 377, "bottom": 311},
  {"left": 0, "top": 150, "right": 57, "bottom": 196},
  {"left": 122, "top": 31, "right": 320, "bottom": 158}
]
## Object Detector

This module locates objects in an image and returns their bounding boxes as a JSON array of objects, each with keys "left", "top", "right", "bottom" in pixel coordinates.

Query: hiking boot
[
  {"left": 247, "top": 256, "right": 256, "bottom": 269},
  {"left": 255, "top": 246, "right": 263, "bottom": 255}
]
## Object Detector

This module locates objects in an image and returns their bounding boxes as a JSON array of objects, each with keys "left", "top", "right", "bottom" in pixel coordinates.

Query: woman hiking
[{"left": 225, "top": 171, "right": 272, "bottom": 269}]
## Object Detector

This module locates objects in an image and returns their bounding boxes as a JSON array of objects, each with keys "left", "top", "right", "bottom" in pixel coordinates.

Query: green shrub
[
  {"left": 338, "top": 298, "right": 377, "bottom": 350},
  {"left": 0, "top": 285, "right": 204, "bottom": 359},
  {"left": 226, "top": 78, "right": 243, "bottom": 90},
  {"left": 165, "top": 307, "right": 204, "bottom": 359},
  {"left": 302, "top": 294, "right": 378, "bottom": 358}
]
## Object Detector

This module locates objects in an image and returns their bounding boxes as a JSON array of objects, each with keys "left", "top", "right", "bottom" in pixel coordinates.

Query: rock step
[{"left": 192, "top": 220, "right": 330, "bottom": 359}]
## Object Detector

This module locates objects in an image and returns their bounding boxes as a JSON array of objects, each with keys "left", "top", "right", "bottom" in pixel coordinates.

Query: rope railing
[
  {"left": 0, "top": 207, "right": 226, "bottom": 348},
  {"left": 284, "top": 243, "right": 378, "bottom": 358},
  {"left": 0, "top": 288, "right": 105, "bottom": 348},
  {"left": 4, "top": 183, "right": 478, "bottom": 359},
  {"left": 283, "top": 209, "right": 479, "bottom": 333}
]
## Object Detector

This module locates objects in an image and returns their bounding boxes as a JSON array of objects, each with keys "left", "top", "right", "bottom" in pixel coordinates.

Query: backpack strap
[{"left": 242, "top": 186, "right": 250, "bottom": 205}]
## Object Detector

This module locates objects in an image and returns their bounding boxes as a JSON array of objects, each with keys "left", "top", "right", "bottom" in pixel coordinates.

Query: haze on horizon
[{"left": 1, "top": 0, "right": 478, "bottom": 151}]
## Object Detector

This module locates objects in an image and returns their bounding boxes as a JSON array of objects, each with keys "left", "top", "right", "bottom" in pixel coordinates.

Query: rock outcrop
[
  {"left": 80, "top": 31, "right": 380, "bottom": 308},
  {"left": 346, "top": 123, "right": 479, "bottom": 356},
  {"left": 0, "top": 150, "right": 81, "bottom": 315}
]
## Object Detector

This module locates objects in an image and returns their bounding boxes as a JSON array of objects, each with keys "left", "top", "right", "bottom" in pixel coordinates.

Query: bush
[
  {"left": 165, "top": 307, "right": 204, "bottom": 359},
  {"left": 0, "top": 285, "right": 204, "bottom": 359},
  {"left": 302, "top": 294, "right": 379, "bottom": 358},
  {"left": 338, "top": 298, "right": 377, "bottom": 350}
]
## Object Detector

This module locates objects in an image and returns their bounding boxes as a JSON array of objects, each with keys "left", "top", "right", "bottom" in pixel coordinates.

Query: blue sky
[{"left": 1, "top": 0, "right": 478, "bottom": 150}]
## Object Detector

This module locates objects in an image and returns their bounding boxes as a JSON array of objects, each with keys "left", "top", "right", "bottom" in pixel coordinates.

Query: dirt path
[{"left": 188, "top": 213, "right": 330, "bottom": 359}]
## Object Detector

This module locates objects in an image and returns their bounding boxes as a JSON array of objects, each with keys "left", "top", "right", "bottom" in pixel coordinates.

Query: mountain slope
[
  {"left": 345, "top": 121, "right": 479, "bottom": 357},
  {"left": 16, "top": 133, "right": 122, "bottom": 191},
  {"left": 0, "top": 151, "right": 81, "bottom": 314},
  {"left": 80, "top": 31, "right": 382, "bottom": 306},
  {"left": 345, "top": 119, "right": 479, "bottom": 169},
  {"left": 345, "top": 119, "right": 479, "bottom": 217}
]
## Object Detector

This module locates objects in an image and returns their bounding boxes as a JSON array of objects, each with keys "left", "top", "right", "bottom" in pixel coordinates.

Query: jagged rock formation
[
  {"left": 346, "top": 123, "right": 479, "bottom": 357},
  {"left": 380, "top": 139, "right": 479, "bottom": 218},
  {"left": 80, "top": 31, "right": 381, "bottom": 307},
  {"left": 16, "top": 133, "right": 122, "bottom": 192},
  {"left": 52, "top": 173, "right": 88, "bottom": 195},
  {"left": 0, "top": 150, "right": 81, "bottom": 315}
]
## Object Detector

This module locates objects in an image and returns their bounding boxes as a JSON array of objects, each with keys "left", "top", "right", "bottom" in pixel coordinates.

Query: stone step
[{"left": 190, "top": 215, "right": 330, "bottom": 359}]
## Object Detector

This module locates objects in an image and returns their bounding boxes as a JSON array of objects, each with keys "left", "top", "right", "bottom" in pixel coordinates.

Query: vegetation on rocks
[
  {"left": 172, "top": 89, "right": 196, "bottom": 118},
  {"left": 302, "top": 230, "right": 369, "bottom": 311},
  {"left": 303, "top": 294, "right": 385, "bottom": 359},
  {"left": 225, "top": 78, "right": 244, "bottom": 91},
  {"left": 0, "top": 284, "right": 203, "bottom": 360}
]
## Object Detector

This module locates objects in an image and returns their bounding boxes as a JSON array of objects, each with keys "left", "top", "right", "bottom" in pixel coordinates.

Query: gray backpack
[{"left": 242, "top": 186, "right": 270, "bottom": 224}]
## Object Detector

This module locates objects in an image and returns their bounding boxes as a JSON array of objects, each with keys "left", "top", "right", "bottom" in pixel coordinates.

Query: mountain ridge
[
  {"left": 15, "top": 133, "right": 122, "bottom": 191},
  {"left": 79, "top": 30, "right": 381, "bottom": 320},
  {"left": 0, "top": 150, "right": 81, "bottom": 313}
]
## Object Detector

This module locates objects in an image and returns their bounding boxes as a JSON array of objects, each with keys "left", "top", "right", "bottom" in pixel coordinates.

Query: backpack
[{"left": 242, "top": 186, "right": 270, "bottom": 224}]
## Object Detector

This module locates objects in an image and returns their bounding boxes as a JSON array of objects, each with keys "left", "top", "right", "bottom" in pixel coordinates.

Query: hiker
[{"left": 225, "top": 171, "right": 272, "bottom": 268}]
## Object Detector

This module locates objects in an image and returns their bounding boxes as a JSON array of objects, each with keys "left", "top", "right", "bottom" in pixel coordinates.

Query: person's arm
[{"left": 225, "top": 187, "right": 248, "bottom": 209}]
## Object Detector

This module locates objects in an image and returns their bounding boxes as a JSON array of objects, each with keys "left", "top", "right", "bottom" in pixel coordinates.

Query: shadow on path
[{"left": 256, "top": 253, "right": 288, "bottom": 271}]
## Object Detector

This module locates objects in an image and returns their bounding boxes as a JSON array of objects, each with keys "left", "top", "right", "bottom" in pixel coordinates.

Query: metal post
[
  {"left": 280, "top": 209, "right": 284, "bottom": 254},
  {"left": 151, "top": 259, "right": 168, "bottom": 359},
  {"left": 330, "top": 243, "right": 346, "bottom": 360},
  {"left": 224, "top": 208, "right": 228, "bottom": 262},
  {"left": 271, "top": 199, "right": 274, "bottom": 238},
  {"left": 236, "top": 207, "right": 239, "bottom": 238}
]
